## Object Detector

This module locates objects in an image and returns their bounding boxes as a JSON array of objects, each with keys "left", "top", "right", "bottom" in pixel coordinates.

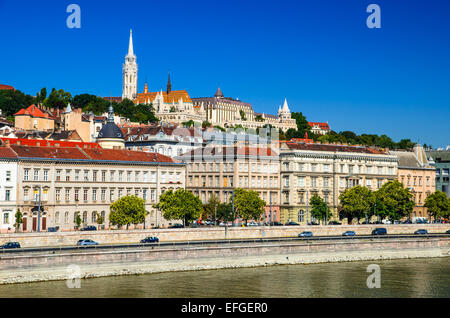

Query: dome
[
  {"left": 98, "top": 122, "right": 124, "bottom": 139},
  {"left": 98, "top": 104, "right": 124, "bottom": 139}
]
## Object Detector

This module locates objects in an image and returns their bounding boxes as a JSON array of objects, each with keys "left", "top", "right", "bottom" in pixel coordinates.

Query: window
[
  {"left": 298, "top": 210, "right": 305, "bottom": 223},
  {"left": 150, "top": 171, "right": 156, "bottom": 182},
  {"left": 127, "top": 171, "right": 131, "bottom": 182},
  {"left": 119, "top": 189, "right": 123, "bottom": 198},
  {"left": 5, "top": 189, "right": 10, "bottom": 201},
  {"left": 378, "top": 166, "right": 383, "bottom": 174},
  {"left": 101, "top": 189, "right": 106, "bottom": 201},
  {"left": 283, "top": 176, "right": 289, "bottom": 187},
  {"left": 6, "top": 171, "right": 11, "bottom": 182},
  {"left": 91, "top": 212, "right": 97, "bottom": 223},
  {"left": 110, "top": 171, "right": 115, "bottom": 182},
  {"left": 366, "top": 179, "right": 372, "bottom": 187},
  {"left": 323, "top": 177, "right": 329, "bottom": 188},
  {"left": 311, "top": 177, "right": 317, "bottom": 188},
  {"left": 83, "top": 211, "right": 87, "bottom": 223},
  {"left": 74, "top": 189, "right": 79, "bottom": 201},
  {"left": 101, "top": 171, "right": 106, "bottom": 182},
  {"left": 110, "top": 189, "right": 114, "bottom": 201},
  {"left": 55, "top": 189, "right": 61, "bottom": 201},
  {"left": 298, "top": 192, "right": 305, "bottom": 203},
  {"left": 64, "top": 212, "right": 69, "bottom": 223},
  {"left": 143, "top": 189, "right": 147, "bottom": 200},
  {"left": 3, "top": 213, "right": 9, "bottom": 224},
  {"left": 24, "top": 189, "right": 29, "bottom": 201},
  {"left": 34, "top": 170, "right": 39, "bottom": 181},
  {"left": 143, "top": 172, "right": 148, "bottom": 182},
  {"left": 377, "top": 179, "right": 383, "bottom": 189},
  {"left": 65, "top": 170, "right": 71, "bottom": 181},
  {"left": 93, "top": 171, "right": 97, "bottom": 182},
  {"left": 84, "top": 170, "right": 89, "bottom": 181},
  {"left": 55, "top": 212, "right": 60, "bottom": 224},
  {"left": 65, "top": 189, "right": 70, "bottom": 201},
  {"left": 323, "top": 164, "right": 330, "bottom": 173},
  {"left": 311, "top": 164, "right": 317, "bottom": 172},
  {"left": 92, "top": 189, "right": 97, "bottom": 201},
  {"left": 75, "top": 170, "right": 80, "bottom": 181},
  {"left": 24, "top": 169, "right": 30, "bottom": 181},
  {"left": 151, "top": 189, "right": 156, "bottom": 201},
  {"left": 298, "top": 177, "right": 305, "bottom": 187}
]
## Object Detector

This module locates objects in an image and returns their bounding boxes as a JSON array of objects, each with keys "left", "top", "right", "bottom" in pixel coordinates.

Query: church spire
[
  {"left": 128, "top": 29, "right": 134, "bottom": 56},
  {"left": 167, "top": 71, "right": 172, "bottom": 94}
]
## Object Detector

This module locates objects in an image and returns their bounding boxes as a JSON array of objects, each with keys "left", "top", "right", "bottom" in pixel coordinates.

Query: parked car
[
  {"left": 219, "top": 222, "right": 229, "bottom": 227},
  {"left": 77, "top": 239, "right": 98, "bottom": 246},
  {"left": 381, "top": 219, "right": 392, "bottom": 224},
  {"left": 446, "top": 229, "right": 450, "bottom": 234},
  {"left": 80, "top": 225, "right": 97, "bottom": 231},
  {"left": 307, "top": 221, "right": 319, "bottom": 225},
  {"left": 342, "top": 231, "right": 356, "bottom": 237},
  {"left": 298, "top": 231, "right": 313, "bottom": 237},
  {"left": 203, "top": 220, "right": 214, "bottom": 226},
  {"left": 47, "top": 226, "right": 59, "bottom": 232},
  {"left": 285, "top": 221, "right": 299, "bottom": 226},
  {"left": 414, "top": 229, "right": 428, "bottom": 235},
  {"left": 371, "top": 228, "right": 387, "bottom": 235},
  {"left": 246, "top": 221, "right": 259, "bottom": 227},
  {"left": 0, "top": 242, "right": 21, "bottom": 249},
  {"left": 140, "top": 236, "right": 159, "bottom": 243},
  {"left": 402, "top": 220, "right": 412, "bottom": 224},
  {"left": 268, "top": 222, "right": 283, "bottom": 226},
  {"left": 168, "top": 224, "right": 184, "bottom": 228},
  {"left": 328, "top": 221, "right": 342, "bottom": 225}
]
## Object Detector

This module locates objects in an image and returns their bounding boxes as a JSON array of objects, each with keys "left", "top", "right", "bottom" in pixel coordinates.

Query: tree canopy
[
  {"left": 339, "top": 186, "right": 374, "bottom": 223},
  {"left": 109, "top": 195, "right": 148, "bottom": 229},
  {"left": 375, "top": 180, "right": 414, "bottom": 221},
  {"left": 234, "top": 188, "right": 266, "bottom": 223},
  {"left": 154, "top": 189, "right": 203, "bottom": 226},
  {"left": 309, "top": 194, "right": 331, "bottom": 223},
  {"left": 424, "top": 191, "right": 450, "bottom": 219}
]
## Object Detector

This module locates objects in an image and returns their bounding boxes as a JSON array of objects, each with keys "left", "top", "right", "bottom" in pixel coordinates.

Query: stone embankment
[
  {"left": 1, "top": 224, "right": 449, "bottom": 247},
  {"left": 0, "top": 236, "right": 449, "bottom": 285}
]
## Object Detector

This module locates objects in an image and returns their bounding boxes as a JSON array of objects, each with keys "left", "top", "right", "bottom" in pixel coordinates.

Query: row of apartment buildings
[{"left": 0, "top": 135, "right": 437, "bottom": 232}]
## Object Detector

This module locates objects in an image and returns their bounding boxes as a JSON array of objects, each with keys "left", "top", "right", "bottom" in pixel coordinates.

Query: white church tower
[{"left": 122, "top": 29, "right": 138, "bottom": 100}]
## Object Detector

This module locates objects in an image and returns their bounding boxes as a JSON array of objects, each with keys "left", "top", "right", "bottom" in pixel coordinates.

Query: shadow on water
[{"left": 0, "top": 257, "right": 449, "bottom": 298}]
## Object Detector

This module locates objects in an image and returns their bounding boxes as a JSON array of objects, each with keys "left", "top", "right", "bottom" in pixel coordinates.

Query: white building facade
[
  {"left": 0, "top": 159, "right": 17, "bottom": 233},
  {"left": 122, "top": 29, "right": 138, "bottom": 100}
]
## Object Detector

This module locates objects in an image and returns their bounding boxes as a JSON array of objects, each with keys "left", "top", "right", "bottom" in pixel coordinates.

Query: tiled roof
[
  {"left": 0, "top": 84, "right": 15, "bottom": 91},
  {"left": 389, "top": 151, "right": 427, "bottom": 168},
  {"left": 135, "top": 90, "right": 192, "bottom": 104},
  {"left": 14, "top": 104, "right": 55, "bottom": 120},
  {"left": 308, "top": 122, "right": 330, "bottom": 130},
  {"left": 0, "top": 144, "right": 179, "bottom": 164},
  {"left": 0, "top": 138, "right": 100, "bottom": 149},
  {"left": 285, "top": 142, "right": 387, "bottom": 155},
  {"left": 122, "top": 124, "right": 202, "bottom": 142},
  {"left": 82, "top": 148, "right": 177, "bottom": 163}
]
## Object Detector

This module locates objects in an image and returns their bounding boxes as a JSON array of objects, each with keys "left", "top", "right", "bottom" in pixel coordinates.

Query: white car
[
  {"left": 247, "top": 221, "right": 259, "bottom": 227},
  {"left": 381, "top": 219, "right": 392, "bottom": 224}
]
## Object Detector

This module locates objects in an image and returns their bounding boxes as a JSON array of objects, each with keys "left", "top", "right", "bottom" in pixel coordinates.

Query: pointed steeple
[
  {"left": 64, "top": 103, "right": 72, "bottom": 113},
  {"left": 282, "top": 98, "right": 290, "bottom": 112},
  {"left": 128, "top": 29, "right": 134, "bottom": 56},
  {"left": 107, "top": 102, "right": 115, "bottom": 123},
  {"left": 214, "top": 87, "right": 224, "bottom": 98},
  {"left": 167, "top": 71, "right": 172, "bottom": 95},
  {"left": 144, "top": 82, "right": 149, "bottom": 94}
]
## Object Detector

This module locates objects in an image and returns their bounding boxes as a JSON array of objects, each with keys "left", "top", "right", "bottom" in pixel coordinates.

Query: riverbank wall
[
  {"left": 1, "top": 236, "right": 449, "bottom": 284},
  {"left": 1, "top": 224, "right": 449, "bottom": 248}
]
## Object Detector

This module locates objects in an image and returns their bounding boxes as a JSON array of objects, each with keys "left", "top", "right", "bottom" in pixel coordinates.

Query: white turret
[{"left": 122, "top": 29, "right": 138, "bottom": 100}]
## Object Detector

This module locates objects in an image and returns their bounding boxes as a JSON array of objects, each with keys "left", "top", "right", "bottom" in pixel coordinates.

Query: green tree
[
  {"left": 234, "top": 188, "right": 266, "bottom": 223},
  {"left": 375, "top": 180, "right": 414, "bottom": 221},
  {"left": 291, "top": 112, "right": 310, "bottom": 135},
  {"left": 202, "top": 121, "right": 212, "bottom": 129},
  {"left": 182, "top": 120, "right": 195, "bottom": 127},
  {"left": 154, "top": 189, "right": 202, "bottom": 226},
  {"left": 44, "top": 88, "right": 72, "bottom": 109},
  {"left": 0, "top": 89, "right": 36, "bottom": 118},
  {"left": 74, "top": 213, "right": 82, "bottom": 230},
  {"left": 169, "top": 106, "right": 177, "bottom": 113},
  {"left": 109, "top": 195, "right": 148, "bottom": 229},
  {"left": 203, "top": 194, "right": 220, "bottom": 224},
  {"left": 255, "top": 114, "right": 264, "bottom": 122},
  {"left": 216, "top": 203, "right": 234, "bottom": 223},
  {"left": 309, "top": 194, "right": 331, "bottom": 224},
  {"left": 339, "top": 186, "right": 374, "bottom": 224},
  {"left": 424, "top": 191, "right": 450, "bottom": 220},
  {"left": 14, "top": 209, "right": 23, "bottom": 233},
  {"left": 239, "top": 110, "right": 247, "bottom": 121}
]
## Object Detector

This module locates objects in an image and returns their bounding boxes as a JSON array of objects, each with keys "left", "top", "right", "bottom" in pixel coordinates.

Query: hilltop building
[{"left": 122, "top": 29, "right": 138, "bottom": 100}]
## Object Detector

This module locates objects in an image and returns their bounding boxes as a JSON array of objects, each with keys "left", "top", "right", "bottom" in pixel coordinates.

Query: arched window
[
  {"left": 298, "top": 210, "right": 305, "bottom": 223},
  {"left": 83, "top": 211, "right": 88, "bottom": 223},
  {"left": 55, "top": 211, "right": 60, "bottom": 224},
  {"left": 167, "top": 147, "right": 172, "bottom": 156},
  {"left": 91, "top": 211, "right": 98, "bottom": 223},
  {"left": 158, "top": 147, "right": 164, "bottom": 154}
]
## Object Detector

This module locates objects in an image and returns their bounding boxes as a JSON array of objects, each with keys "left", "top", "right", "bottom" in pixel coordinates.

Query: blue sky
[{"left": 0, "top": 0, "right": 449, "bottom": 147}]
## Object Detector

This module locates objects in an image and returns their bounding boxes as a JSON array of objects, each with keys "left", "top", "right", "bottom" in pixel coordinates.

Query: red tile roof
[
  {"left": 14, "top": 104, "right": 54, "bottom": 119},
  {"left": 181, "top": 146, "right": 278, "bottom": 158},
  {"left": 0, "top": 84, "right": 15, "bottom": 91},
  {"left": 0, "top": 143, "right": 179, "bottom": 164},
  {"left": 0, "top": 138, "right": 100, "bottom": 149},
  {"left": 135, "top": 90, "right": 192, "bottom": 104}
]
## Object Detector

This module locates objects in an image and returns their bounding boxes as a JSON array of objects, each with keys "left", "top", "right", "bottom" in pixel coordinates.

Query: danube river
[{"left": 0, "top": 258, "right": 448, "bottom": 297}]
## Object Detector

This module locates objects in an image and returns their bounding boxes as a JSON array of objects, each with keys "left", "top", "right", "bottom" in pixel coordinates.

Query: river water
[{"left": 0, "top": 258, "right": 448, "bottom": 297}]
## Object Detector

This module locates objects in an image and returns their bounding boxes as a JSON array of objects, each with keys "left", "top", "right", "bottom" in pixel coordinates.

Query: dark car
[
  {"left": 308, "top": 221, "right": 319, "bottom": 225},
  {"left": 446, "top": 229, "right": 450, "bottom": 234},
  {"left": 285, "top": 221, "right": 300, "bottom": 226},
  {"left": 328, "top": 221, "right": 342, "bottom": 225},
  {"left": 372, "top": 228, "right": 387, "bottom": 235},
  {"left": 298, "top": 231, "right": 313, "bottom": 237},
  {"left": 0, "top": 242, "right": 21, "bottom": 249},
  {"left": 402, "top": 220, "right": 412, "bottom": 224},
  {"left": 140, "top": 236, "right": 159, "bottom": 243},
  {"left": 77, "top": 239, "right": 98, "bottom": 246},
  {"left": 342, "top": 231, "right": 356, "bottom": 237},
  {"left": 268, "top": 222, "right": 283, "bottom": 226},
  {"left": 47, "top": 226, "right": 59, "bottom": 232},
  {"left": 414, "top": 229, "right": 428, "bottom": 235},
  {"left": 80, "top": 225, "right": 97, "bottom": 231},
  {"left": 168, "top": 223, "right": 184, "bottom": 228}
]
